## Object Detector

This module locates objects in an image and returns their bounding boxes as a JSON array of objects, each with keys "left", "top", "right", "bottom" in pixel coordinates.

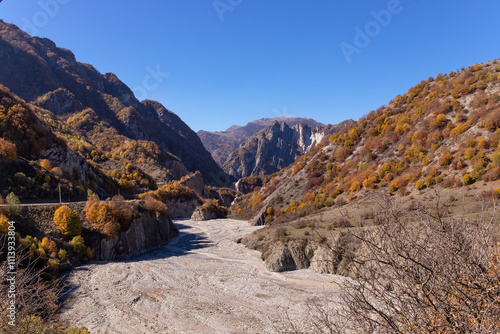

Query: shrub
[
  {"left": 53, "top": 205, "right": 82, "bottom": 237},
  {"left": 492, "top": 150, "right": 500, "bottom": 166},
  {"left": 57, "top": 249, "right": 67, "bottom": 261},
  {"left": 39, "top": 159, "right": 52, "bottom": 170},
  {"left": 84, "top": 194, "right": 135, "bottom": 238},
  {"left": 425, "top": 176, "right": 436, "bottom": 187},
  {"left": 415, "top": 179, "right": 426, "bottom": 190},
  {"left": 450, "top": 124, "right": 469, "bottom": 137},
  {"left": 438, "top": 152, "right": 453, "bottom": 166},
  {"left": 40, "top": 237, "right": 57, "bottom": 254},
  {"left": 0, "top": 137, "right": 17, "bottom": 160},
  {"left": 47, "top": 258, "right": 59, "bottom": 271},
  {"left": 143, "top": 194, "right": 168, "bottom": 217},
  {"left": 463, "top": 173, "right": 475, "bottom": 185},
  {"left": 85, "top": 247, "right": 95, "bottom": 259},
  {"left": 6, "top": 192, "right": 20, "bottom": 206},
  {"left": 349, "top": 180, "right": 361, "bottom": 192},
  {"left": 71, "top": 236, "right": 87, "bottom": 256},
  {"left": 288, "top": 195, "right": 500, "bottom": 333},
  {"left": 0, "top": 214, "right": 9, "bottom": 234},
  {"left": 251, "top": 193, "right": 265, "bottom": 210}
]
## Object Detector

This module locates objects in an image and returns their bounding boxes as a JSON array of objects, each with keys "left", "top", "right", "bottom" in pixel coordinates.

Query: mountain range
[
  {"left": 222, "top": 120, "right": 352, "bottom": 179},
  {"left": 232, "top": 60, "right": 500, "bottom": 225},
  {"left": 0, "top": 19, "right": 227, "bottom": 200},
  {"left": 198, "top": 116, "right": 325, "bottom": 166}
]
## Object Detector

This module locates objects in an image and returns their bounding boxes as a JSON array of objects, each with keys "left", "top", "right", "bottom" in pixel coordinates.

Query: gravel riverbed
[{"left": 59, "top": 219, "right": 342, "bottom": 333}]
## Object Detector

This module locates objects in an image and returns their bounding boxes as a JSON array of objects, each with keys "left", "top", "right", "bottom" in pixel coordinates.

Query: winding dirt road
[{"left": 59, "top": 219, "right": 342, "bottom": 333}]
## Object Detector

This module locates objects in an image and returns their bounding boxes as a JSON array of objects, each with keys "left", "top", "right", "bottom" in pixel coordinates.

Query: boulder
[{"left": 191, "top": 206, "right": 217, "bottom": 221}]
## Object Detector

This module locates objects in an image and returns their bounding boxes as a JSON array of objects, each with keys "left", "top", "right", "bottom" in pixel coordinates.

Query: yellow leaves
[
  {"left": 251, "top": 193, "right": 265, "bottom": 210},
  {"left": 450, "top": 123, "right": 469, "bottom": 137},
  {"left": 40, "top": 159, "right": 52, "bottom": 170},
  {"left": 143, "top": 194, "right": 168, "bottom": 217},
  {"left": 54, "top": 205, "right": 82, "bottom": 237},
  {"left": 0, "top": 137, "right": 17, "bottom": 161},
  {"left": 84, "top": 195, "right": 135, "bottom": 238},
  {"left": 415, "top": 179, "right": 426, "bottom": 190},
  {"left": 349, "top": 180, "right": 361, "bottom": 192},
  {"left": 41, "top": 237, "right": 57, "bottom": 255}
]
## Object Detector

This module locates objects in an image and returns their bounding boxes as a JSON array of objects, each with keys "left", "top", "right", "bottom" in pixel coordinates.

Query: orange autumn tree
[{"left": 84, "top": 194, "right": 135, "bottom": 238}]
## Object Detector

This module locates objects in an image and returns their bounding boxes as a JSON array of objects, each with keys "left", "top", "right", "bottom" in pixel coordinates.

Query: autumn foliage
[
  {"left": 234, "top": 61, "right": 500, "bottom": 223},
  {"left": 53, "top": 205, "right": 82, "bottom": 237},
  {"left": 84, "top": 194, "right": 135, "bottom": 238},
  {"left": 143, "top": 194, "right": 169, "bottom": 217},
  {"left": 0, "top": 137, "right": 17, "bottom": 161}
]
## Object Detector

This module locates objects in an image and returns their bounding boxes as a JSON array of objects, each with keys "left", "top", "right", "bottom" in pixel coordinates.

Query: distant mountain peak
[{"left": 198, "top": 116, "right": 327, "bottom": 166}]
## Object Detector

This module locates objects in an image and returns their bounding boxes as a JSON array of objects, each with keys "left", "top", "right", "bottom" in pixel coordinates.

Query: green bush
[
  {"left": 415, "top": 179, "right": 426, "bottom": 190},
  {"left": 70, "top": 236, "right": 87, "bottom": 256},
  {"left": 462, "top": 173, "right": 475, "bottom": 185}
]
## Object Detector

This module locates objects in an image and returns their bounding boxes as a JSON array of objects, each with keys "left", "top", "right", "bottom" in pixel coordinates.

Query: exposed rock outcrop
[
  {"left": 88, "top": 210, "right": 178, "bottom": 261},
  {"left": 191, "top": 206, "right": 217, "bottom": 221},
  {"left": 222, "top": 121, "right": 335, "bottom": 179},
  {"left": 180, "top": 171, "right": 205, "bottom": 196},
  {"left": 164, "top": 198, "right": 202, "bottom": 219},
  {"left": 198, "top": 116, "right": 325, "bottom": 166},
  {"left": 244, "top": 232, "right": 362, "bottom": 275}
]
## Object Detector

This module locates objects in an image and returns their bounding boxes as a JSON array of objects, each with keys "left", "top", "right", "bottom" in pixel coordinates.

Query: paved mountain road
[{"left": 59, "top": 219, "right": 342, "bottom": 334}]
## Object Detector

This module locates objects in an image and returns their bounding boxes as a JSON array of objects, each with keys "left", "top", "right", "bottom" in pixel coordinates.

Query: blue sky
[{"left": 1, "top": 1, "right": 500, "bottom": 132}]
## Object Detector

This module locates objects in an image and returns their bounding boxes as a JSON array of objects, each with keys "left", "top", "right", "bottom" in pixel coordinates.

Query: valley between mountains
[
  {"left": 59, "top": 218, "right": 342, "bottom": 334},
  {"left": 1, "top": 14, "right": 500, "bottom": 333}
]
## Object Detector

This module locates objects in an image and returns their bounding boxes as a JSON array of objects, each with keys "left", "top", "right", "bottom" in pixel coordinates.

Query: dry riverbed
[{"left": 59, "top": 219, "right": 343, "bottom": 333}]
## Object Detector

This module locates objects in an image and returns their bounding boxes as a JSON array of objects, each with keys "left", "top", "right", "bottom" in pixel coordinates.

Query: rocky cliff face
[
  {"left": 243, "top": 231, "right": 361, "bottom": 275},
  {"left": 87, "top": 210, "right": 178, "bottom": 261},
  {"left": 222, "top": 121, "right": 328, "bottom": 179},
  {"left": 198, "top": 116, "right": 325, "bottom": 166}
]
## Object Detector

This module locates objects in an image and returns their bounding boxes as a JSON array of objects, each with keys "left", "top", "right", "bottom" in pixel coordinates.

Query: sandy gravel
[{"left": 59, "top": 219, "right": 342, "bottom": 333}]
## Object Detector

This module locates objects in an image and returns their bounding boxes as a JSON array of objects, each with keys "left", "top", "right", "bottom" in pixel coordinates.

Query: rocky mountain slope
[
  {"left": 222, "top": 120, "right": 351, "bottom": 179},
  {"left": 198, "top": 116, "right": 325, "bottom": 166},
  {"left": 231, "top": 60, "right": 500, "bottom": 272},
  {"left": 0, "top": 19, "right": 227, "bottom": 190},
  {"left": 0, "top": 84, "right": 115, "bottom": 200}
]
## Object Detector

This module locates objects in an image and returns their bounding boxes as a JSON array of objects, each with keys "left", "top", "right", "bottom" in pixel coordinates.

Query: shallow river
[{"left": 59, "top": 219, "right": 342, "bottom": 333}]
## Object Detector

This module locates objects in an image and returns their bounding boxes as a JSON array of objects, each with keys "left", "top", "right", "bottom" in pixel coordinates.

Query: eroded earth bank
[{"left": 59, "top": 219, "right": 343, "bottom": 334}]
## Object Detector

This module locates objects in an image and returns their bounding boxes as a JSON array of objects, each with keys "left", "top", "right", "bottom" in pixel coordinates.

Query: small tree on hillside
[{"left": 53, "top": 205, "right": 82, "bottom": 237}]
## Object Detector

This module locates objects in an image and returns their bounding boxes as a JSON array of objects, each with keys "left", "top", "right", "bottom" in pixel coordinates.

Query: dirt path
[{"left": 59, "top": 219, "right": 342, "bottom": 334}]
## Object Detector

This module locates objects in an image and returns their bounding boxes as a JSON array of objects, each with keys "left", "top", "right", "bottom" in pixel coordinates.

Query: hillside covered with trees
[{"left": 232, "top": 60, "right": 500, "bottom": 224}]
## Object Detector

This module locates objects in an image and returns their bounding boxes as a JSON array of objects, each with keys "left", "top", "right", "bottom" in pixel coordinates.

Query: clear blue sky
[{"left": 1, "top": 1, "right": 500, "bottom": 132}]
